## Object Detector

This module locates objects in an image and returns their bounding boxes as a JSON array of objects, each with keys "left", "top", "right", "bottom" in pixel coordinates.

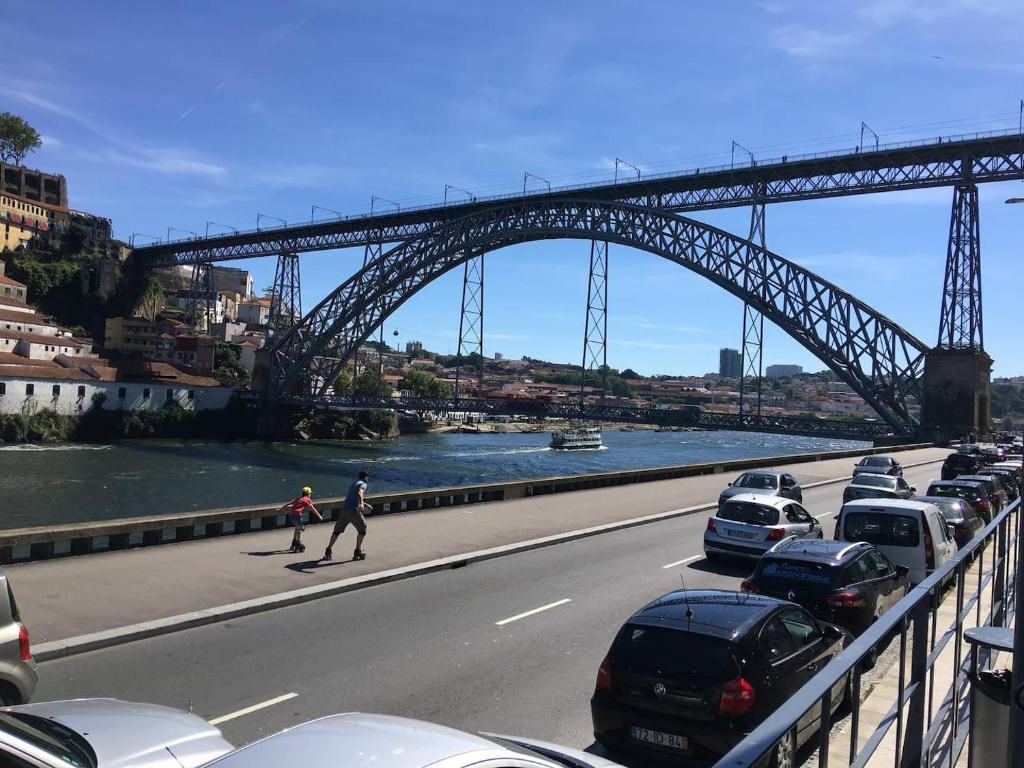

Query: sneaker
[
  {"left": 296, "top": 543, "right": 306, "bottom": 553},
  {"left": 353, "top": 549, "right": 367, "bottom": 561},
  {"left": 323, "top": 548, "right": 333, "bottom": 561},
  {"left": 289, "top": 541, "right": 299, "bottom": 552}
]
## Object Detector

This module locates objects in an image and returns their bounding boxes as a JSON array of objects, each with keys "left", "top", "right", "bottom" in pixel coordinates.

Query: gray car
[
  {"left": 842, "top": 474, "right": 915, "bottom": 504},
  {"left": 201, "top": 712, "right": 624, "bottom": 768},
  {"left": 717, "top": 470, "right": 802, "bottom": 508},
  {"left": 0, "top": 567, "right": 36, "bottom": 705},
  {"left": 0, "top": 698, "right": 233, "bottom": 768},
  {"left": 704, "top": 493, "right": 823, "bottom": 561}
]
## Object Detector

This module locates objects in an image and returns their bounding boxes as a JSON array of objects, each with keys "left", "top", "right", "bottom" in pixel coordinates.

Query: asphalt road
[{"left": 34, "top": 461, "right": 944, "bottom": 755}]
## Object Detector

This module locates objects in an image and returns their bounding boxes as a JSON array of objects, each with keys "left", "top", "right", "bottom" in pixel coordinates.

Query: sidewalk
[{"left": 14, "top": 446, "right": 948, "bottom": 652}]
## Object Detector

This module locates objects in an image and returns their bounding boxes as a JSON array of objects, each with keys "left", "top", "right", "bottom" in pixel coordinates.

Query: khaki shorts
[{"left": 333, "top": 505, "right": 368, "bottom": 535}]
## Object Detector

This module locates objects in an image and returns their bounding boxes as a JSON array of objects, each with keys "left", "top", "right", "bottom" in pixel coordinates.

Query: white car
[
  {"left": 202, "top": 712, "right": 624, "bottom": 768},
  {"left": 0, "top": 698, "right": 233, "bottom": 768}
]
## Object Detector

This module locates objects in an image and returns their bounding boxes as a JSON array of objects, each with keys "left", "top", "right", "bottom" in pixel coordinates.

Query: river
[{"left": 0, "top": 430, "right": 867, "bottom": 530}]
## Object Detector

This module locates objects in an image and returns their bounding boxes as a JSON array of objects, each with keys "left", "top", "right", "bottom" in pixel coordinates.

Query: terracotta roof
[
  {"left": 0, "top": 274, "right": 27, "bottom": 289},
  {"left": 0, "top": 295, "right": 30, "bottom": 310},
  {"left": 0, "top": 352, "right": 58, "bottom": 367},
  {"left": 0, "top": 364, "right": 95, "bottom": 381},
  {"left": 0, "top": 330, "right": 81, "bottom": 347},
  {"left": 109, "top": 359, "right": 223, "bottom": 387},
  {"left": 0, "top": 307, "right": 46, "bottom": 324}
]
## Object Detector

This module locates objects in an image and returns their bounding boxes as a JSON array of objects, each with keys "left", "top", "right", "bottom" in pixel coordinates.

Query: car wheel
[
  {"left": 770, "top": 728, "right": 797, "bottom": 768},
  {"left": 0, "top": 683, "right": 20, "bottom": 706}
]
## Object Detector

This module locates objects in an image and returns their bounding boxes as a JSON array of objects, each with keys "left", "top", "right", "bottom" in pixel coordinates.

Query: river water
[{"left": 0, "top": 430, "right": 866, "bottom": 530}]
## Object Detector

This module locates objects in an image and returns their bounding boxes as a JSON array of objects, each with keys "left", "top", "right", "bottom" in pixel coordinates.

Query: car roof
[
  {"left": 720, "top": 493, "right": 792, "bottom": 509},
  {"left": 632, "top": 589, "right": 785, "bottom": 640},
  {"left": 915, "top": 495, "right": 966, "bottom": 507},
  {"left": 860, "top": 455, "right": 894, "bottom": 462},
  {"left": 847, "top": 474, "right": 897, "bottom": 486},
  {"left": 737, "top": 470, "right": 782, "bottom": 476},
  {"left": 842, "top": 499, "right": 936, "bottom": 513},
  {"left": 763, "top": 538, "right": 869, "bottom": 564},
  {"left": 929, "top": 479, "right": 983, "bottom": 488},
  {"left": 202, "top": 713, "right": 511, "bottom": 768},
  {"left": 956, "top": 475, "right": 995, "bottom": 484}
]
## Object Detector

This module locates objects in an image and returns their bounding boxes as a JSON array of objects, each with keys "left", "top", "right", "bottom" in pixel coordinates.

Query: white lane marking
[
  {"left": 662, "top": 554, "right": 702, "bottom": 569},
  {"left": 495, "top": 598, "right": 572, "bottom": 626},
  {"left": 209, "top": 692, "right": 298, "bottom": 725}
]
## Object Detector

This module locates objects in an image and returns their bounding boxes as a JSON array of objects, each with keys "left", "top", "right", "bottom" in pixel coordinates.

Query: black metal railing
[{"left": 716, "top": 497, "right": 1020, "bottom": 768}]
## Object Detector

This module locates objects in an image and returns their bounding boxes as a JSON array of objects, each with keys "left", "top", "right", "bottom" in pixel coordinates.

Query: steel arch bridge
[{"left": 270, "top": 199, "right": 929, "bottom": 434}]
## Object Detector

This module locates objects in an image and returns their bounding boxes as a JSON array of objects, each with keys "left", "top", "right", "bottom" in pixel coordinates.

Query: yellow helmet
[{"left": 302, "top": 486, "right": 312, "bottom": 496}]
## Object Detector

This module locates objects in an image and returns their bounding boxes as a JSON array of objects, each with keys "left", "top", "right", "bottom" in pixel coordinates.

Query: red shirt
[{"left": 287, "top": 495, "right": 314, "bottom": 517}]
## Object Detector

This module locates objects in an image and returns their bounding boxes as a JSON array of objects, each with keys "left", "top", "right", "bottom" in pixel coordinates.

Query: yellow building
[{"left": 0, "top": 192, "right": 53, "bottom": 251}]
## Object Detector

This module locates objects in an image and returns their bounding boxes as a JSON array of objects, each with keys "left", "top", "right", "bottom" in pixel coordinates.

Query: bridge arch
[{"left": 271, "top": 199, "right": 928, "bottom": 431}]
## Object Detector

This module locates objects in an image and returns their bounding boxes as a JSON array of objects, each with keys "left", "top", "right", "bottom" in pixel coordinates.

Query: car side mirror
[
  {"left": 822, "top": 624, "right": 844, "bottom": 640},
  {"left": 727, "top": 482, "right": 733, "bottom": 487},
  {"left": 895, "top": 565, "right": 910, "bottom": 578},
  {"left": 910, "top": 487, "right": 917, "bottom": 493}
]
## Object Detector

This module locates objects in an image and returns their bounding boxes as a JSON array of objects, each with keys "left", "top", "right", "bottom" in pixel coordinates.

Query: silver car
[
  {"left": 703, "top": 493, "right": 823, "bottom": 561},
  {"left": 0, "top": 567, "right": 36, "bottom": 705},
  {"left": 201, "top": 712, "right": 623, "bottom": 768},
  {"left": 843, "top": 474, "right": 915, "bottom": 504},
  {"left": 717, "top": 470, "right": 802, "bottom": 508},
  {"left": 0, "top": 698, "right": 233, "bottom": 768}
]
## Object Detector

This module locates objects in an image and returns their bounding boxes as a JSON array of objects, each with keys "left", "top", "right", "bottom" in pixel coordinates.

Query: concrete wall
[{"left": 0, "top": 377, "right": 234, "bottom": 415}]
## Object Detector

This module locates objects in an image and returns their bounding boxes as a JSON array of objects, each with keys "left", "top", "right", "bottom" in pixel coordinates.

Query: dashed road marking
[
  {"left": 209, "top": 692, "right": 298, "bottom": 726},
  {"left": 496, "top": 598, "right": 572, "bottom": 626},
  {"left": 662, "top": 554, "right": 702, "bottom": 569}
]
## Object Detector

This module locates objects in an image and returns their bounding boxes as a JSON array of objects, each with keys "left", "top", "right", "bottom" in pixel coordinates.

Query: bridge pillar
[
  {"left": 920, "top": 348, "right": 992, "bottom": 440},
  {"left": 185, "top": 262, "right": 213, "bottom": 330},
  {"left": 937, "top": 178, "right": 983, "bottom": 350},
  {"left": 454, "top": 254, "right": 484, "bottom": 399},
  {"left": 581, "top": 239, "right": 609, "bottom": 403},
  {"left": 739, "top": 191, "right": 766, "bottom": 417},
  {"left": 268, "top": 252, "right": 301, "bottom": 334}
]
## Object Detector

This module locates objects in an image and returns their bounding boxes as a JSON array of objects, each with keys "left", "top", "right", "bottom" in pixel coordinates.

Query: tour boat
[{"left": 550, "top": 427, "right": 603, "bottom": 450}]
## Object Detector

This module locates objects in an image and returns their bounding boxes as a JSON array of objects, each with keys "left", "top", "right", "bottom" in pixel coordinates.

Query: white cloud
[
  {"left": 39, "top": 134, "right": 63, "bottom": 149},
  {"left": 770, "top": 25, "right": 858, "bottom": 59},
  {"left": 82, "top": 147, "right": 226, "bottom": 178},
  {"left": 247, "top": 101, "right": 269, "bottom": 116}
]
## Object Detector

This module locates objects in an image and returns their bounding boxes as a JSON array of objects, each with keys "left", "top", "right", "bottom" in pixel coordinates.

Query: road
[{"left": 34, "top": 461, "right": 944, "bottom": 754}]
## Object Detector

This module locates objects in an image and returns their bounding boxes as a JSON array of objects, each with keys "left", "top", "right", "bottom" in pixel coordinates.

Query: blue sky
[{"left": 3, "top": 1, "right": 1023, "bottom": 377}]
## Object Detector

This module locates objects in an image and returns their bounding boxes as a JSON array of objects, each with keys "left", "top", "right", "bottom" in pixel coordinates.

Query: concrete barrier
[{"left": 0, "top": 442, "right": 934, "bottom": 564}]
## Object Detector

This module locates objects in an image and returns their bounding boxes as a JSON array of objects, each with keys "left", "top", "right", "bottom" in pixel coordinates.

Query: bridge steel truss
[
  {"left": 268, "top": 252, "right": 302, "bottom": 333},
  {"left": 134, "top": 131, "right": 1024, "bottom": 267},
  {"left": 938, "top": 176, "right": 984, "bottom": 349},
  {"left": 581, "top": 239, "right": 610, "bottom": 402},
  {"left": 740, "top": 183, "right": 767, "bottom": 417},
  {"left": 269, "top": 199, "right": 929, "bottom": 434}
]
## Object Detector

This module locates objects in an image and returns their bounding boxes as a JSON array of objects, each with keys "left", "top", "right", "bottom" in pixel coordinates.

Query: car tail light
[
  {"left": 766, "top": 528, "right": 785, "bottom": 541},
  {"left": 924, "top": 529, "right": 935, "bottom": 570},
  {"left": 740, "top": 579, "right": 759, "bottom": 593},
  {"left": 719, "top": 677, "right": 756, "bottom": 717},
  {"left": 826, "top": 591, "right": 866, "bottom": 607},
  {"left": 18, "top": 625, "right": 30, "bottom": 662},
  {"left": 595, "top": 655, "right": 612, "bottom": 692},
  {"left": 706, "top": 518, "right": 717, "bottom": 533},
  {"left": 989, "top": 493, "right": 1000, "bottom": 506}
]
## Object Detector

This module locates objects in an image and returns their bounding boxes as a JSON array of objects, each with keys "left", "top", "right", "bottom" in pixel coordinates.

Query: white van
[{"left": 835, "top": 500, "right": 957, "bottom": 585}]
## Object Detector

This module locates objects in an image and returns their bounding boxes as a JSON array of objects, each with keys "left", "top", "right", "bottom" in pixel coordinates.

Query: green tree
[
  {"left": 400, "top": 368, "right": 452, "bottom": 397},
  {"left": 214, "top": 358, "right": 251, "bottom": 387},
  {"left": 0, "top": 113, "right": 42, "bottom": 165},
  {"left": 620, "top": 368, "right": 640, "bottom": 379},
  {"left": 353, "top": 371, "right": 392, "bottom": 398},
  {"left": 333, "top": 370, "right": 352, "bottom": 394}
]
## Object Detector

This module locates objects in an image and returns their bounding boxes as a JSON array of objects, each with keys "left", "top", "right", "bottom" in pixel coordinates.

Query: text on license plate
[
  {"left": 727, "top": 529, "right": 757, "bottom": 539},
  {"left": 630, "top": 726, "right": 689, "bottom": 751}
]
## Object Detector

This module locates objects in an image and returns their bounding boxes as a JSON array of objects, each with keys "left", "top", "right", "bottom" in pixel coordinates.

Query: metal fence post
[
  {"left": 1008, "top": 503, "right": 1024, "bottom": 764},
  {"left": 901, "top": 598, "right": 930, "bottom": 768}
]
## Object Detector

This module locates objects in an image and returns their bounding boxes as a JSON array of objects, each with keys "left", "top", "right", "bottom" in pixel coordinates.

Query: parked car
[
  {"left": 202, "top": 712, "right": 623, "bottom": 768},
  {"left": 741, "top": 539, "right": 909, "bottom": 637},
  {"left": 956, "top": 474, "right": 1007, "bottom": 514},
  {"left": 704, "top": 494, "right": 823, "bottom": 561},
  {"left": 842, "top": 473, "right": 915, "bottom": 504},
  {"left": 717, "top": 471, "right": 803, "bottom": 508},
  {"left": 976, "top": 468, "right": 1020, "bottom": 501},
  {"left": 958, "top": 443, "right": 981, "bottom": 455},
  {"left": 591, "top": 590, "right": 850, "bottom": 765},
  {"left": 852, "top": 455, "right": 903, "bottom": 477},
  {"left": 915, "top": 495, "right": 984, "bottom": 549},
  {"left": 992, "top": 460, "right": 1024, "bottom": 480},
  {"left": 0, "top": 698, "right": 233, "bottom": 768},
  {"left": 0, "top": 568, "right": 35, "bottom": 706},
  {"left": 835, "top": 500, "right": 957, "bottom": 585},
  {"left": 980, "top": 446, "right": 1006, "bottom": 464},
  {"left": 941, "top": 451, "right": 983, "bottom": 481},
  {"left": 926, "top": 480, "right": 994, "bottom": 524}
]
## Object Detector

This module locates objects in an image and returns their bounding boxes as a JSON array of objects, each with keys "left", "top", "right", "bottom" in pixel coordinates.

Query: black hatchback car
[
  {"left": 740, "top": 540, "right": 909, "bottom": 637},
  {"left": 591, "top": 590, "right": 850, "bottom": 765},
  {"left": 941, "top": 451, "right": 982, "bottom": 481}
]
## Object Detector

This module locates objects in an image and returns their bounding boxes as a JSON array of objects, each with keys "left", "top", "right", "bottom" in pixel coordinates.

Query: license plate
[
  {"left": 630, "top": 726, "right": 689, "bottom": 751},
  {"left": 727, "top": 529, "right": 757, "bottom": 539}
]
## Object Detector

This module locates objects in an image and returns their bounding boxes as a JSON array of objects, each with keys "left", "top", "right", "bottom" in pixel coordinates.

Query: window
[
  {"left": 0, "top": 383, "right": 5, "bottom": 396},
  {"left": 865, "top": 550, "right": 894, "bottom": 578},
  {"left": 778, "top": 608, "right": 821, "bottom": 648},
  {"left": 843, "top": 512, "right": 920, "bottom": 548},
  {"left": 25, "top": 383, "right": 34, "bottom": 396},
  {"left": 77, "top": 385, "right": 85, "bottom": 399},
  {"left": 760, "top": 617, "right": 798, "bottom": 661},
  {"left": 143, "top": 388, "right": 151, "bottom": 399},
  {"left": 784, "top": 504, "right": 813, "bottom": 524},
  {"left": 843, "top": 557, "right": 872, "bottom": 586},
  {"left": 166, "top": 388, "right": 174, "bottom": 401},
  {"left": 719, "top": 502, "right": 779, "bottom": 526},
  {"left": 187, "top": 390, "right": 195, "bottom": 401},
  {"left": 613, "top": 625, "right": 738, "bottom": 678},
  {"left": 52, "top": 385, "right": 60, "bottom": 398},
  {"left": 118, "top": 386, "right": 127, "bottom": 399}
]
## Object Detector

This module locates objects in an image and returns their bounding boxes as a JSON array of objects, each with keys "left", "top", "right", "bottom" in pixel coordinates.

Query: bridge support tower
[
  {"left": 739, "top": 192, "right": 766, "bottom": 417},
  {"left": 185, "top": 262, "right": 213, "bottom": 330},
  {"left": 454, "top": 254, "right": 485, "bottom": 400},
  {"left": 268, "top": 252, "right": 301, "bottom": 334},
  {"left": 921, "top": 177, "right": 991, "bottom": 439},
  {"left": 581, "top": 240, "right": 609, "bottom": 403}
]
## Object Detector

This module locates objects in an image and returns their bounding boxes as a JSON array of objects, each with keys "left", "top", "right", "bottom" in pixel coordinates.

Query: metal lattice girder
[
  {"left": 581, "top": 240, "right": 609, "bottom": 401},
  {"left": 283, "top": 394, "right": 903, "bottom": 441},
  {"left": 740, "top": 197, "right": 766, "bottom": 417},
  {"left": 270, "top": 199, "right": 928, "bottom": 432},
  {"left": 362, "top": 238, "right": 385, "bottom": 376},
  {"left": 268, "top": 252, "right": 302, "bottom": 333},
  {"left": 937, "top": 182, "right": 983, "bottom": 350},
  {"left": 454, "top": 254, "right": 485, "bottom": 399},
  {"left": 185, "top": 262, "right": 213, "bottom": 328},
  {"left": 136, "top": 131, "right": 1024, "bottom": 266}
]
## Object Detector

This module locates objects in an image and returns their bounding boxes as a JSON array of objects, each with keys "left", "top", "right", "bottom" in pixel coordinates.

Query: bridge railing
[
  {"left": 715, "top": 497, "right": 1020, "bottom": 768},
  {"left": 151, "top": 127, "right": 1023, "bottom": 247}
]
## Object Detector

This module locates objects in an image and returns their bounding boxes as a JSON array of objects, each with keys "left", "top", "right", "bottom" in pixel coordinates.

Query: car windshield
[
  {"left": 843, "top": 512, "right": 920, "bottom": 548},
  {"left": 734, "top": 473, "right": 778, "bottom": 490},
  {"left": 930, "top": 484, "right": 981, "bottom": 501},
  {"left": 853, "top": 475, "right": 896, "bottom": 489},
  {"left": 756, "top": 559, "right": 835, "bottom": 588},
  {"left": 926, "top": 498, "right": 965, "bottom": 520},
  {"left": 613, "top": 624, "right": 738, "bottom": 681},
  {"left": 861, "top": 457, "right": 889, "bottom": 467},
  {"left": 718, "top": 502, "right": 779, "bottom": 525},
  {"left": 0, "top": 712, "right": 96, "bottom": 768}
]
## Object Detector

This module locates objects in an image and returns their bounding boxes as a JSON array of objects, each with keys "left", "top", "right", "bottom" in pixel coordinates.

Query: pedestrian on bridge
[
  {"left": 324, "top": 470, "right": 370, "bottom": 562},
  {"left": 278, "top": 486, "right": 323, "bottom": 553}
]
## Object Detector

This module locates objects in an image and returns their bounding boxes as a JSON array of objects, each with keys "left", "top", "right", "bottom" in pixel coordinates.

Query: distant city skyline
[{"left": 2, "top": 2, "right": 1021, "bottom": 377}]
